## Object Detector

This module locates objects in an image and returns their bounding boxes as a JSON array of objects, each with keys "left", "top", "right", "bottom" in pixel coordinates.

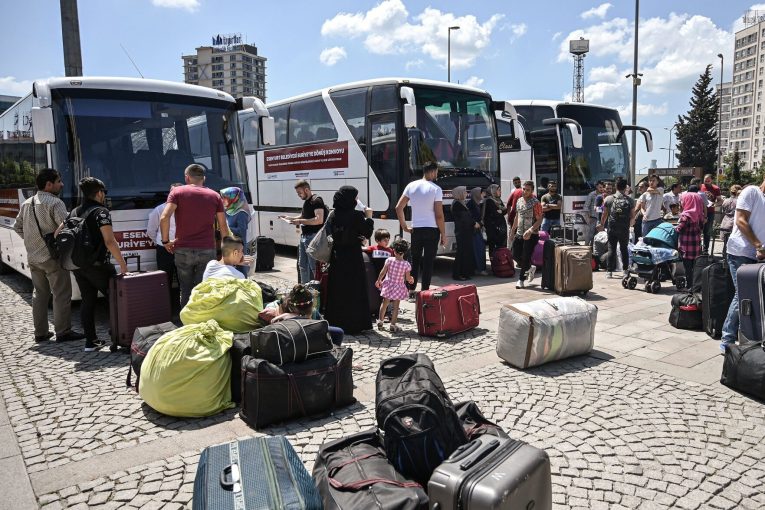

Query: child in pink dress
[{"left": 375, "top": 239, "right": 414, "bottom": 332}]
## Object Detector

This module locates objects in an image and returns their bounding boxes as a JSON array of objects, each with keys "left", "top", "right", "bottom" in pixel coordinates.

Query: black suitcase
[
  {"left": 428, "top": 434, "right": 553, "bottom": 510},
  {"left": 669, "top": 304, "right": 703, "bottom": 330},
  {"left": 720, "top": 341, "right": 765, "bottom": 401},
  {"left": 229, "top": 335, "right": 251, "bottom": 404},
  {"left": 192, "top": 436, "right": 322, "bottom": 510},
  {"left": 737, "top": 263, "right": 765, "bottom": 344},
  {"left": 240, "top": 348, "right": 355, "bottom": 429},
  {"left": 249, "top": 319, "right": 334, "bottom": 365},
  {"left": 312, "top": 429, "right": 429, "bottom": 510},
  {"left": 540, "top": 239, "right": 565, "bottom": 290},
  {"left": 701, "top": 262, "right": 735, "bottom": 339},
  {"left": 255, "top": 236, "right": 276, "bottom": 271}
]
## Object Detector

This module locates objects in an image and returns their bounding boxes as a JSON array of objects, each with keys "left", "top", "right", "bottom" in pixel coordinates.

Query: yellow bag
[
  {"left": 180, "top": 278, "right": 263, "bottom": 332},
  {"left": 139, "top": 320, "right": 235, "bottom": 417}
]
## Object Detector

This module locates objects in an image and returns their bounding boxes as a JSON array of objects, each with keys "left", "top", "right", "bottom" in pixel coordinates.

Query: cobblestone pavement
[{"left": 1, "top": 251, "right": 764, "bottom": 509}]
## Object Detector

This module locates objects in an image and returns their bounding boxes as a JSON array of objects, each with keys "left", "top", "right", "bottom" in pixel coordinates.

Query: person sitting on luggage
[
  {"left": 366, "top": 228, "right": 395, "bottom": 258},
  {"left": 675, "top": 191, "right": 705, "bottom": 290},
  {"left": 375, "top": 238, "right": 414, "bottom": 333},
  {"left": 202, "top": 236, "right": 253, "bottom": 281},
  {"left": 510, "top": 181, "right": 543, "bottom": 289},
  {"left": 272, "top": 284, "right": 344, "bottom": 346}
]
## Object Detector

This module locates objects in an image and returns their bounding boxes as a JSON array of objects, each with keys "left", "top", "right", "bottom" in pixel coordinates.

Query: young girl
[
  {"left": 375, "top": 239, "right": 414, "bottom": 332},
  {"left": 269, "top": 284, "right": 344, "bottom": 346}
]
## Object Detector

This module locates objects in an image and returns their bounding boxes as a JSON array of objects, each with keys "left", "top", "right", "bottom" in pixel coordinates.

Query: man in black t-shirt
[
  {"left": 540, "top": 181, "right": 562, "bottom": 233},
  {"left": 281, "top": 180, "right": 326, "bottom": 283}
]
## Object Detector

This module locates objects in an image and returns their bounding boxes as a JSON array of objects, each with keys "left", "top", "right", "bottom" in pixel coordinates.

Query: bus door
[
  {"left": 367, "top": 111, "right": 402, "bottom": 222},
  {"left": 528, "top": 128, "right": 561, "bottom": 198}
]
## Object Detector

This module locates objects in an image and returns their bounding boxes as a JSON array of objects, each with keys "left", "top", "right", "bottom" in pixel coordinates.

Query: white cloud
[
  {"left": 319, "top": 47, "right": 347, "bottom": 66},
  {"left": 405, "top": 59, "right": 424, "bottom": 70},
  {"left": 464, "top": 76, "right": 485, "bottom": 88},
  {"left": 151, "top": 0, "right": 200, "bottom": 12},
  {"left": 511, "top": 23, "right": 527, "bottom": 40},
  {"left": 0, "top": 76, "right": 37, "bottom": 97},
  {"left": 581, "top": 3, "right": 612, "bottom": 20},
  {"left": 617, "top": 102, "right": 668, "bottom": 117},
  {"left": 321, "top": 0, "right": 503, "bottom": 70},
  {"left": 552, "top": 31, "right": 562, "bottom": 42}
]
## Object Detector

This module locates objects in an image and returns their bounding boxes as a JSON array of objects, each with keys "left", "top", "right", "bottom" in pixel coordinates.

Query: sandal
[{"left": 389, "top": 324, "right": 401, "bottom": 333}]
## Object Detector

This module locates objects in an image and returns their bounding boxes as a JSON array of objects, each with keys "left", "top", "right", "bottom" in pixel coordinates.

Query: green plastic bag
[
  {"left": 180, "top": 278, "right": 264, "bottom": 332},
  {"left": 139, "top": 320, "right": 235, "bottom": 417}
]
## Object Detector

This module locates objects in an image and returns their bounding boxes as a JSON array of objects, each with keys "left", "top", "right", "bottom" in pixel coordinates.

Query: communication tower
[{"left": 570, "top": 38, "right": 590, "bottom": 103}]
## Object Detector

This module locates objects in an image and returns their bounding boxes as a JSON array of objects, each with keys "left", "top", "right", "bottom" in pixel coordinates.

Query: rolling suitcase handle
[{"left": 122, "top": 254, "right": 142, "bottom": 273}]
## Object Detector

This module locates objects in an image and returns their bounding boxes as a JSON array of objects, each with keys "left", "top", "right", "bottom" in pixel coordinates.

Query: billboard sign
[{"left": 263, "top": 141, "right": 349, "bottom": 180}]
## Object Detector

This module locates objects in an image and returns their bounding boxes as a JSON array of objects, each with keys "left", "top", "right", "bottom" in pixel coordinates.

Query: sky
[{"left": 1, "top": 0, "right": 763, "bottom": 172}]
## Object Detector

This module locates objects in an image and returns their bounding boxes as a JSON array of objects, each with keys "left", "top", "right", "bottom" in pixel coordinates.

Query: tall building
[
  {"left": 182, "top": 34, "right": 266, "bottom": 101},
  {"left": 715, "top": 81, "right": 731, "bottom": 165},
  {"left": 0, "top": 95, "right": 20, "bottom": 116}
]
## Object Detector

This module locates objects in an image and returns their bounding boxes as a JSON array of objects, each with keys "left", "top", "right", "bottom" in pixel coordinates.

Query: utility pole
[
  {"left": 60, "top": 0, "right": 83, "bottom": 76},
  {"left": 629, "top": 0, "right": 640, "bottom": 186},
  {"left": 717, "top": 53, "right": 724, "bottom": 179}
]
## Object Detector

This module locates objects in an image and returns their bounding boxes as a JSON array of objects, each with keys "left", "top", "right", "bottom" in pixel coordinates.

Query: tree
[
  {"left": 675, "top": 65, "right": 720, "bottom": 173},
  {"left": 721, "top": 151, "right": 745, "bottom": 186}
]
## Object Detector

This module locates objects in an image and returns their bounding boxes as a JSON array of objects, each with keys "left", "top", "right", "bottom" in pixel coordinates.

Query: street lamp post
[
  {"left": 717, "top": 53, "right": 724, "bottom": 178},
  {"left": 629, "top": 0, "right": 640, "bottom": 186},
  {"left": 448, "top": 26, "right": 460, "bottom": 83}
]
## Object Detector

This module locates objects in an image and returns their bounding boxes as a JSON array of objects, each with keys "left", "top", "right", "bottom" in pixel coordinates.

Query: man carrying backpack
[
  {"left": 600, "top": 178, "right": 636, "bottom": 278},
  {"left": 13, "top": 168, "right": 84, "bottom": 343},
  {"left": 61, "top": 177, "right": 128, "bottom": 351}
]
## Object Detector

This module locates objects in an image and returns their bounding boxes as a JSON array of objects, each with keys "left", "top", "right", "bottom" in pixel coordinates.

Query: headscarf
[
  {"left": 680, "top": 191, "right": 705, "bottom": 225},
  {"left": 487, "top": 184, "right": 503, "bottom": 208},
  {"left": 220, "top": 187, "right": 250, "bottom": 218},
  {"left": 333, "top": 185, "right": 358, "bottom": 211},
  {"left": 470, "top": 187, "right": 483, "bottom": 204},
  {"left": 451, "top": 186, "right": 467, "bottom": 204}
]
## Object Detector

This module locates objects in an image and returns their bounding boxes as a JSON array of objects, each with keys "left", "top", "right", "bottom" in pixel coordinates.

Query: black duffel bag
[
  {"left": 721, "top": 342, "right": 765, "bottom": 401},
  {"left": 669, "top": 304, "right": 703, "bottom": 330},
  {"left": 312, "top": 428, "right": 429, "bottom": 510},
  {"left": 250, "top": 318, "right": 333, "bottom": 365},
  {"left": 126, "top": 322, "right": 177, "bottom": 391},
  {"left": 454, "top": 400, "right": 509, "bottom": 440}
]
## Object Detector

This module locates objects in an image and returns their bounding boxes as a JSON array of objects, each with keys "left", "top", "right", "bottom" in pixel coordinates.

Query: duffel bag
[
  {"left": 126, "top": 322, "right": 177, "bottom": 391},
  {"left": 312, "top": 429, "right": 429, "bottom": 510},
  {"left": 454, "top": 400, "right": 508, "bottom": 439},
  {"left": 250, "top": 318, "right": 333, "bottom": 365},
  {"left": 720, "top": 342, "right": 765, "bottom": 400},
  {"left": 671, "top": 292, "right": 700, "bottom": 308},
  {"left": 669, "top": 304, "right": 703, "bottom": 330}
]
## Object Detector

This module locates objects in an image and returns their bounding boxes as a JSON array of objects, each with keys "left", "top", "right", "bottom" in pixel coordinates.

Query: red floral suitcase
[{"left": 416, "top": 284, "right": 480, "bottom": 337}]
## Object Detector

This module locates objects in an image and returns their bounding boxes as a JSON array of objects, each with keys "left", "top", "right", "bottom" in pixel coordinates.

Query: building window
[{"left": 212, "top": 56, "right": 223, "bottom": 63}]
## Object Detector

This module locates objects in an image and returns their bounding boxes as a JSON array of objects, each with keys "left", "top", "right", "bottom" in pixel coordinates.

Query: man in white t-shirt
[
  {"left": 663, "top": 183, "right": 681, "bottom": 211},
  {"left": 395, "top": 161, "right": 446, "bottom": 292},
  {"left": 147, "top": 183, "right": 181, "bottom": 309},
  {"left": 720, "top": 178, "right": 765, "bottom": 351},
  {"left": 203, "top": 236, "right": 253, "bottom": 281},
  {"left": 634, "top": 174, "right": 666, "bottom": 237}
]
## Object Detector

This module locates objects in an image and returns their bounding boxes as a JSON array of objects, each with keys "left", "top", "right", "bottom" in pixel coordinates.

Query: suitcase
[
  {"left": 312, "top": 429, "right": 429, "bottom": 510},
  {"left": 690, "top": 236, "right": 721, "bottom": 296},
  {"left": 701, "top": 262, "right": 735, "bottom": 339},
  {"left": 737, "top": 263, "right": 765, "bottom": 344},
  {"left": 530, "top": 231, "right": 550, "bottom": 268},
  {"left": 540, "top": 239, "right": 564, "bottom": 290},
  {"left": 239, "top": 348, "right": 355, "bottom": 429},
  {"left": 126, "top": 322, "right": 177, "bottom": 391},
  {"left": 109, "top": 255, "right": 172, "bottom": 351},
  {"left": 229, "top": 335, "right": 251, "bottom": 404},
  {"left": 415, "top": 284, "right": 480, "bottom": 337},
  {"left": 669, "top": 304, "right": 703, "bottom": 330},
  {"left": 497, "top": 297, "right": 597, "bottom": 369},
  {"left": 192, "top": 436, "right": 322, "bottom": 510},
  {"left": 249, "top": 319, "right": 334, "bottom": 366},
  {"left": 428, "top": 434, "right": 553, "bottom": 510},
  {"left": 554, "top": 244, "right": 593, "bottom": 295},
  {"left": 255, "top": 236, "right": 275, "bottom": 271},
  {"left": 363, "top": 251, "right": 382, "bottom": 316},
  {"left": 720, "top": 341, "right": 765, "bottom": 400},
  {"left": 490, "top": 247, "right": 515, "bottom": 277}
]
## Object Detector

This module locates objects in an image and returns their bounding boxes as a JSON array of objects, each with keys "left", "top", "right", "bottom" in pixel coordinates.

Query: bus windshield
[
  {"left": 556, "top": 104, "right": 628, "bottom": 195},
  {"left": 411, "top": 87, "right": 497, "bottom": 187},
  {"left": 49, "top": 89, "right": 247, "bottom": 208}
]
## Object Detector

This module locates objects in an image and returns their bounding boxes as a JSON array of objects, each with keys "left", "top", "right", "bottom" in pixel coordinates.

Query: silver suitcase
[
  {"left": 496, "top": 297, "right": 597, "bottom": 369},
  {"left": 428, "top": 434, "right": 552, "bottom": 510}
]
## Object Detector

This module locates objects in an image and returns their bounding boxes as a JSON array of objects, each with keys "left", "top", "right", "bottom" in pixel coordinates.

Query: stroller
[{"left": 622, "top": 222, "right": 686, "bottom": 294}]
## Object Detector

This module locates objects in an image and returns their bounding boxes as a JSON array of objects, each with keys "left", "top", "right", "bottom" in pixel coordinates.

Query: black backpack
[
  {"left": 375, "top": 354, "right": 467, "bottom": 485},
  {"left": 608, "top": 193, "right": 632, "bottom": 229},
  {"left": 56, "top": 206, "right": 102, "bottom": 270},
  {"left": 126, "top": 322, "right": 177, "bottom": 391}
]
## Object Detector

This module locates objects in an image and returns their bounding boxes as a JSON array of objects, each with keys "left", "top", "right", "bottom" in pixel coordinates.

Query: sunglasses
[{"left": 100, "top": 188, "right": 108, "bottom": 195}]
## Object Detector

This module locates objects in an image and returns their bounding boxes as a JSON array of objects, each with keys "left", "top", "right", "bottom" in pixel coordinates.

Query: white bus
[
  {"left": 0, "top": 77, "right": 273, "bottom": 285},
  {"left": 499, "top": 100, "right": 653, "bottom": 240},
  {"left": 238, "top": 78, "right": 521, "bottom": 251}
]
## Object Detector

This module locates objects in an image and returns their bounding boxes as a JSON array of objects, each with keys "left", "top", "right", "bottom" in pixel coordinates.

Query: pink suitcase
[
  {"left": 531, "top": 231, "right": 550, "bottom": 267},
  {"left": 416, "top": 284, "right": 480, "bottom": 337}
]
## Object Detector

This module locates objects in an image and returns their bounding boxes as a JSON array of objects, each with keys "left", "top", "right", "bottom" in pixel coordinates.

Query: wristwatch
[{"left": 162, "top": 239, "right": 170, "bottom": 244}]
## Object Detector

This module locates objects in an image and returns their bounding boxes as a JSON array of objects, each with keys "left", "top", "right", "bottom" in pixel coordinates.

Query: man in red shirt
[
  {"left": 701, "top": 173, "right": 722, "bottom": 254},
  {"left": 506, "top": 176, "right": 523, "bottom": 239},
  {"left": 160, "top": 164, "right": 232, "bottom": 307}
]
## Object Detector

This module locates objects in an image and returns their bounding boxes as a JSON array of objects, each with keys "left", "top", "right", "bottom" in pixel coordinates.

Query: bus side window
[
  {"left": 288, "top": 96, "right": 337, "bottom": 145},
  {"left": 271, "top": 105, "right": 289, "bottom": 146},
  {"left": 330, "top": 87, "right": 368, "bottom": 154},
  {"left": 369, "top": 113, "right": 398, "bottom": 212},
  {"left": 370, "top": 85, "right": 398, "bottom": 112},
  {"left": 241, "top": 112, "right": 260, "bottom": 153}
]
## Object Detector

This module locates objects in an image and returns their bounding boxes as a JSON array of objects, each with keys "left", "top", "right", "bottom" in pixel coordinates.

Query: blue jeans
[
  {"left": 328, "top": 326, "right": 344, "bottom": 346},
  {"left": 541, "top": 218, "right": 560, "bottom": 233},
  {"left": 472, "top": 231, "right": 486, "bottom": 271},
  {"left": 703, "top": 211, "right": 715, "bottom": 252},
  {"left": 721, "top": 254, "right": 758, "bottom": 344},
  {"left": 642, "top": 218, "right": 663, "bottom": 238},
  {"left": 175, "top": 248, "right": 217, "bottom": 309},
  {"left": 298, "top": 233, "right": 317, "bottom": 284}
]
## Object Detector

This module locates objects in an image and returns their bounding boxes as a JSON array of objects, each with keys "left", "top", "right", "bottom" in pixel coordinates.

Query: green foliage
[{"left": 675, "top": 65, "right": 720, "bottom": 173}]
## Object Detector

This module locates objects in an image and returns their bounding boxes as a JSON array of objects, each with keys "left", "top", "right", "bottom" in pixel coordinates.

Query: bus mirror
[
  {"left": 400, "top": 86, "right": 415, "bottom": 105},
  {"left": 617, "top": 126, "right": 654, "bottom": 152},
  {"left": 403, "top": 104, "right": 417, "bottom": 129},
  {"left": 238, "top": 96, "right": 270, "bottom": 117},
  {"left": 567, "top": 124, "right": 582, "bottom": 149},
  {"left": 260, "top": 116, "right": 276, "bottom": 146},
  {"left": 492, "top": 101, "right": 517, "bottom": 121},
  {"left": 31, "top": 107, "right": 56, "bottom": 144}
]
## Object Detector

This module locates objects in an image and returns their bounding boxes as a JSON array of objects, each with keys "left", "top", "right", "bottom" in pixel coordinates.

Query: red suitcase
[
  {"left": 109, "top": 255, "right": 172, "bottom": 351},
  {"left": 416, "top": 284, "right": 480, "bottom": 337}
]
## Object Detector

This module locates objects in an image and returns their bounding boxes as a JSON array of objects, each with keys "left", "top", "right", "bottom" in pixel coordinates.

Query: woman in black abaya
[{"left": 325, "top": 186, "right": 375, "bottom": 334}]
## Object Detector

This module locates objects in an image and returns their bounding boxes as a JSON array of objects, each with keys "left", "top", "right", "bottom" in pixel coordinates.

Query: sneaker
[
  {"left": 407, "top": 291, "right": 418, "bottom": 303},
  {"left": 35, "top": 332, "right": 54, "bottom": 343},
  {"left": 56, "top": 330, "right": 86, "bottom": 342},
  {"left": 389, "top": 324, "right": 401, "bottom": 333},
  {"left": 527, "top": 266, "right": 537, "bottom": 282},
  {"left": 478, "top": 270, "right": 490, "bottom": 276},
  {"left": 376, "top": 321, "right": 384, "bottom": 331},
  {"left": 516, "top": 279, "right": 525, "bottom": 289},
  {"left": 83, "top": 339, "right": 106, "bottom": 352}
]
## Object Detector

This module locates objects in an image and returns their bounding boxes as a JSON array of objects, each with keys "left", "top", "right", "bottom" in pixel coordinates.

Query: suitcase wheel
[{"left": 109, "top": 344, "right": 119, "bottom": 353}]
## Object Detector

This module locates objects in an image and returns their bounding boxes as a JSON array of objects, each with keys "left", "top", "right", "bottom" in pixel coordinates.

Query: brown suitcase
[
  {"left": 554, "top": 245, "right": 592, "bottom": 295},
  {"left": 109, "top": 255, "right": 172, "bottom": 351}
]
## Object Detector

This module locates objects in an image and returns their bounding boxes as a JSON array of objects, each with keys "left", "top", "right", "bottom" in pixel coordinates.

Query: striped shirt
[{"left": 13, "top": 192, "right": 68, "bottom": 265}]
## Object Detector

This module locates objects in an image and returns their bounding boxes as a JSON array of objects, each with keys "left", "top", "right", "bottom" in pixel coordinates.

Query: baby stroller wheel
[
  {"left": 650, "top": 281, "right": 661, "bottom": 294},
  {"left": 644, "top": 282, "right": 653, "bottom": 293},
  {"left": 621, "top": 276, "right": 630, "bottom": 289},
  {"left": 627, "top": 277, "right": 638, "bottom": 290}
]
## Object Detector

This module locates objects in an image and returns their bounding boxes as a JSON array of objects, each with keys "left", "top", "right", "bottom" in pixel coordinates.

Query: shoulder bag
[
  {"left": 307, "top": 211, "right": 334, "bottom": 263},
  {"left": 31, "top": 196, "right": 60, "bottom": 260}
]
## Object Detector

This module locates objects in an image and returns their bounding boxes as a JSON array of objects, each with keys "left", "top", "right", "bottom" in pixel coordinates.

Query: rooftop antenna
[
  {"left": 120, "top": 43, "right": 144, "bottom": 78},
  {"left": 570, "top": 37, "right": 589, "bottom": 102}
]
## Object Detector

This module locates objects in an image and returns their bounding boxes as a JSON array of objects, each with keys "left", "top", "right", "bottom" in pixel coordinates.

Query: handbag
[
  {"left": 31, "top": 196, "right": 60, "bottom": 260},
  {"left": 306, "top": 211, "right": 334, "bottom": 263}
]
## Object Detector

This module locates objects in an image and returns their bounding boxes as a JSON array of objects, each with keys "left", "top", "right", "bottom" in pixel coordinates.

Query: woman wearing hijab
[
  {"left": 325, "top": 186, "right": 375, "bottom": 334},
  {"left": 220, "top": 187, "right": 251, "bottom": 274},
  {"left": 675, "top": 191, "right": 706, "bottom": 289},
  {"left": 482, "top": 184, "right": 508, "bottom": 259},
  {"left": 467, "top": 187, "right": 488, "bottom": 275},
  {"left": 450, "top": 187, "right": 476, "bottom": 280}
]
